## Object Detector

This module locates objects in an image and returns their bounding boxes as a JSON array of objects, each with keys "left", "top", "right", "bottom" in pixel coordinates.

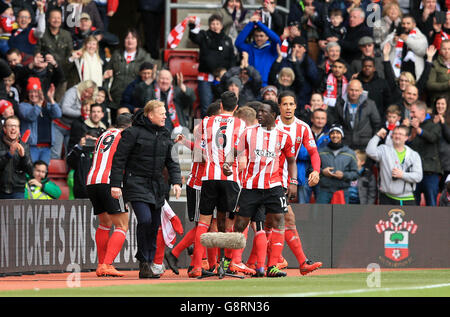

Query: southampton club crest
[{"left": 375, "top": 209, "right": 418, "bottom": 263}]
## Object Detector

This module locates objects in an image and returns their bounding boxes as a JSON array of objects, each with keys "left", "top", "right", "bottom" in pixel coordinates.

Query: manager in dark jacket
[{"left": 110, "top": 100, "right": 182, "bottom": 278}]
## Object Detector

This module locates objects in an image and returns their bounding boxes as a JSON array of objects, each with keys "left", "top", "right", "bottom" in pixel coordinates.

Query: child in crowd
[
  {"left": 439, "top": 175, "right": 450, "bottom": 207},
  {"left": 383, "top": 104, "right": 402, "bottom": 146},
  {"left": 319, "top": 9, "right": 346, "bottom": 52},
  {"left": 4, "top": 72, "right": 19, "bottom": 102},
  {"left": 349, "top": 150, "right": 377, "bottom": 205}
]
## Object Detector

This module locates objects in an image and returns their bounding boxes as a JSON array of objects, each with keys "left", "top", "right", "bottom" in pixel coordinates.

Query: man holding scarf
[{"left": 154, "top": 69, "right": 195, "bottom": 135}]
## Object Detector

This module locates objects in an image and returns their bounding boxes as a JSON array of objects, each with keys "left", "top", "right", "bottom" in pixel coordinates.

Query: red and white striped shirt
[
  {"left": 200, "top": 114, "right": 245, "bottom": 183},
  {"left": 86, "top": 128, "right": 122, "bottom": 185},
  {"left": 238, "top": 125, "right": 295, "bottom": 189},
  {"left": 275, "top": 116, "right": 320, "bottom": 188}
]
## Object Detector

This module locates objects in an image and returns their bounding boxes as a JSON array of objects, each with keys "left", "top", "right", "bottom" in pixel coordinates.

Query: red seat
[
  {"left": 48, "top": 159, "right": 68, "bottom": 179},
  {"left": 169, "top": 58, "right": 199, "bottom": 77}
]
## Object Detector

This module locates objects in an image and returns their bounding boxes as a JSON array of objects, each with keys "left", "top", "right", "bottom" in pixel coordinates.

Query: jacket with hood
[
  {"left": 110, "top": 110, "right": 182, "bottom": 208},
  {"left": 330, "top": 91, "right": 382, "bottom": 150},
  {"left": 366, "top": 134, "right": 423, "bottom": 199}
]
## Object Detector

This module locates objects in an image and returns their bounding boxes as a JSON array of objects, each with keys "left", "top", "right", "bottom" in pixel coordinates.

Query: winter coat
[
  {"left": 110, "top": 110, "right": 182, "bottom": 208},
  {"left": 330, "top": 91, "right": 382, "bottom": 150},
  {"left": 66, "top": 143, "right": 93, "bottom": 199},
  {"left": 121, "top": 77, "right": 156, "bottom": 113},
  {"left": 17, "top": 101, "right": 62, "bottom": 146},
  {"left": 356, "top": 71, "right": 390, "bottom": 116},
  {"left": 105, "top": 48, "right": 153, "bottom": 109},
  {"left": 0, "top": 136, "right": 33, "bottom": 195},
  {"left": 436, "top": 120, "right": 450, "bottom": 173},
  {"left": 366, "top": 135, "right": 423, "bottom": 198},
  {"left": 188, "top": 27, "right": 236, "bottom": 74},
  {"left": 407, "top": 115, "right": 442, "bottom": 175},
  {"left": 235, "top": 21, "right": 281, "bottom": 86},
  {"left": 318, "top": 143, "right": 359, "bottom": 191},
  {"left": 426, "top": 55, "right": 450, "bottom": 103}
]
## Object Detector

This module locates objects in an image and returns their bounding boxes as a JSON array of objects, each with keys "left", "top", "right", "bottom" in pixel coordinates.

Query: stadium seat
[
  {"left": 48, "top": 159, "right": 68, "bottom": 179},
  {"left": 164, "top": 49, "right": 199, "bottom": 77}
]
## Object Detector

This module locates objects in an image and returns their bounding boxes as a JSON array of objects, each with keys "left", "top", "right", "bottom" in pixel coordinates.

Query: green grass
[{"left": 1, "top": 269, "right": 449, "bottom": 297}]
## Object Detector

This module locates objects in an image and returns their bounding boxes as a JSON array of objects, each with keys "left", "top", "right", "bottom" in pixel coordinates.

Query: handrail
[{"left": 164, "top": 0, "right": 291, "bottom": 51}]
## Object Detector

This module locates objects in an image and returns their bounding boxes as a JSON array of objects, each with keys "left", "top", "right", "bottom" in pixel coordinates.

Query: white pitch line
[{"left": 257, "top": 283, "right": 450, "bottom": 297}]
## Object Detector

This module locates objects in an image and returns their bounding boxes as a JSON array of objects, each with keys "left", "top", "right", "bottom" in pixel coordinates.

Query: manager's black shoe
[{"left": 164, "top": 249, "right": 179, "bottom": 275}]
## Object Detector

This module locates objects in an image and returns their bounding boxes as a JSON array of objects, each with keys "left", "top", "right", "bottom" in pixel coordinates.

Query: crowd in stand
[{"left": 0, "top": 0, "right": 449, "bottom": 206}]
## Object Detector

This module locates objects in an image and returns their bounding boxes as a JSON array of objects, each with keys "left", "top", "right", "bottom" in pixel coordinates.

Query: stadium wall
[{"left": 0, "top": 200, "right": 449, "bottom": 275}]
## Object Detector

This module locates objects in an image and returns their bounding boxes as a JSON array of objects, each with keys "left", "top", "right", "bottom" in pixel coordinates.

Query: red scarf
[
  {"left": 323, "top": 73, "right": 348, "bottom": 107},
  {"left": 154, "top": 85, "right": 181, "bottom": 128}
]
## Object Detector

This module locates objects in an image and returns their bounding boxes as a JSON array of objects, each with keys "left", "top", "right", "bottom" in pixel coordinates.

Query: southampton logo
[{"left": 375, "top": 209, "right": 418, "bottom": 262}]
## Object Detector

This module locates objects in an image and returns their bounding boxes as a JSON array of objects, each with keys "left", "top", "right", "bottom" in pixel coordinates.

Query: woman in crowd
[
  {"left": 69, "top": 36, "right": 104, "bottom": 88},
  {"left": 432, "top": 96, "right": 450, "bottom": 192}
]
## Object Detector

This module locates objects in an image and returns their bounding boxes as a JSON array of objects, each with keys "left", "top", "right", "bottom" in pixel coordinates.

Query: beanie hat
[
  {"left": 329, "top": 124, "right": 344, "bottom": 137},
  {"left": 261, "top": 85, "right": 278, "bottom": 97},
  {"left": 0, "top": 99, "right": 12, "bottom": 115},
  {"left": 27, "top": 77, "right": 42, "bottom": 91},
  {"left": 227, "top": 76, "right": 242, "bottom": 89}
]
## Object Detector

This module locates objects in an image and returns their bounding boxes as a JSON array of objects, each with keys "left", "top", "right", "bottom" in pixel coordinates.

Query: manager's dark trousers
[{"left": 130, "top": 202, "right": 162, "bottom": 263}]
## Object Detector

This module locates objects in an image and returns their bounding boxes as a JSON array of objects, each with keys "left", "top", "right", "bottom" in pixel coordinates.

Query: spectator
[
  {"left": 260, "top": 84, "right": 278, "bottom": 102},
  {"left": 383, "top": 43, "right": 436, "bottom": 107},
  {"left": 225, "top": 76, "right": 247, "bottom": 107},
  {"left": 381, "top": 14, "right": 428, "bottom": 80},
  {"left": 27, "top": 52, "right": 65, "bottom": 96},
  {"left": 68, "top": 102, "right": 106, "bottom": 151},
  {"left": 319, "top": 8, "right": 347, "bottom": 53},
  {"left": 0, "top": 98, "right": 14, "bottom": 128},
  {"left": 430, "top": 11, "right": 450, "bottom": 51},
  {"left": 348, "top": 149, "right": 376, "bottom": 204},
  {"left": 350, "top": 36, "right": 385, "bottom": 79},
  {"left": 216, "top": 0, "right": 249, "bottom": 47},
  {"left": 93, "top": 0, "right": 118, "bottom": 32},
  {"left": 373, "top": 2, "right": 402, "bottom": 48},
  {"left": 317, "top": 124, "right": 358, "bottom": 204},
  {"left": 439, "top": 174, "right": 450, "bottom": 206},
  {"left": 95, "top": 87, "right": 111, "bottom": 127},
  {"left": 268, "top": 43, "right": 303, "bottom": 96},
  {"left": 0, "top": 115, "right": 33, "bottom": 199},
  {"left": 64, "top": 0, "right": 104, "bottom": 35},
  {"left": 71, "top": 12, "right": 103, "bottom": 51},
  {"left": 8, "top": 5, "right": 46, "bottom": 60},
  {"left": 408, "top": 101, "right": 442, "bottom": 206},
  {"left": 356, "top": 56, "right": 391, "bottom": 116},
  {"left": 317, "top": 41, "right": 342, "bottom": 84},
  {"left": 256, "top": 0, "right": 286, "bottom": 37},
  {"left": 68, "top": 35, "right": 104, "bottom": 88},
  {"left": 330, "top": 79, "right": 382, "bottom": 150},
  {"left": 17, "top": 77, "right": 61, "bottom": 164},
  {"left": 319, "top": 58, "right": 349, "bottom": 108},
  {"left": 103, "top": 28, "right": 153, "bottom": 122},
  {"left": 414, "top": 0, "right": 439, "bottom": 41},
  {"left": 279, "top": 20, "right": 303, "bottom": 58},
  {"left": 431, "top": 96, "right": 450, "bottom": 192},
  {"left": 137, "top": 0, "right": 164, "bottom": 60},
  {"left": 297, "top": 108, "right": 330, "bottom": 203},
  {"left": 338, "top": 8, "right": 373, "bottom": 64},
  {"left": 382, "top": 104, "right": 403, "bottom": 146},
  {"left": 5, "top": 48, "right": 28, "bottom": 98},
  {"left": 52, "top": 79, "right": 98, "bottom": 159},
  {"left": 66, "top": 129, "right": 100, "bottom": 198},
  {"left": 188, "top": 14, "right": 236, "bottom": 118},
  {"left": 24, "top": 160, "right": 61, "bottom": 199},
  {"left": 4, "top": 73, "right": 19, "bottom": 103},
  {"left": 153, "top": 69, "right": 195, "bottom": 135},
  {"left": 235, "top": 15, "right": 281, "bottom": 87},
  {"left": 0, "top": 2, "right": 18, "bottom": 56},
  {"left": 427, "top": 39, "right": 450, "bottom": 104},
  {"left": 279, "top": 36, "right": 319, "bottom": 110},
  {"left": 366, "top": 125, "right": 423, "bottom": 205},
  {"left": 220, "top": 52, "right": 263, "bottom": 106},
  {"left": 121, "top": 61, "right": 156, "bottom": 114},
  {"left": 297, "top": 92, "right": 328, "bottom": 125}
]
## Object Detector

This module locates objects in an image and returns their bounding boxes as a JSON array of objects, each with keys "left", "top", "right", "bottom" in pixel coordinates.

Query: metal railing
[{"left": 164, "top": 0, "right": 291, "bottom": 48}]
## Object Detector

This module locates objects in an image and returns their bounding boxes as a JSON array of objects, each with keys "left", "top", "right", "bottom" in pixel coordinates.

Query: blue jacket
[
  {"left": 18, "top": 102, "right": 62, "bottom": 146},
  {"left": 297, "top": 128, "right": 330, "bottom": 185},
  {"left": 235, "top": 21, "right": 281, "bottom": 87}
]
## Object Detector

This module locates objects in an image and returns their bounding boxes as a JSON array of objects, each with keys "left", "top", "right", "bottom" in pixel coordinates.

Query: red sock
[
  {"left": 265, "top": 227, "right": 272, "bottom": 265},
  {"left": 172, "top": 226, "right": 196, "bottom": 258},
  {"left": 267, "top": 229, "right": 284, "bottom": 267},
  {"left": 246, "top": 235, "right": 258, "bottom": 265},
  {"left": 95, "top": 225, "right": 111, "bottom": 264},
  {"left": 192, "top": 222, "right": 209, "bottom": 268},
  {"left": 254, "top": 230, "right": 267, "bottom": 269},
  {"left": 285, "top": 227, "right": 307, "bottom": 265},
  {"left": 103, "top": 228, "right": 126, "bottom": 265},
  {"left": 231, "top": 226, "right": 249, "bottom": 264},
  {"left": 153, "top": 227, "right": 165, "bottom": 265},
  {"left": 207, "top": 247, "right": 218, "bottom": 268}
]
